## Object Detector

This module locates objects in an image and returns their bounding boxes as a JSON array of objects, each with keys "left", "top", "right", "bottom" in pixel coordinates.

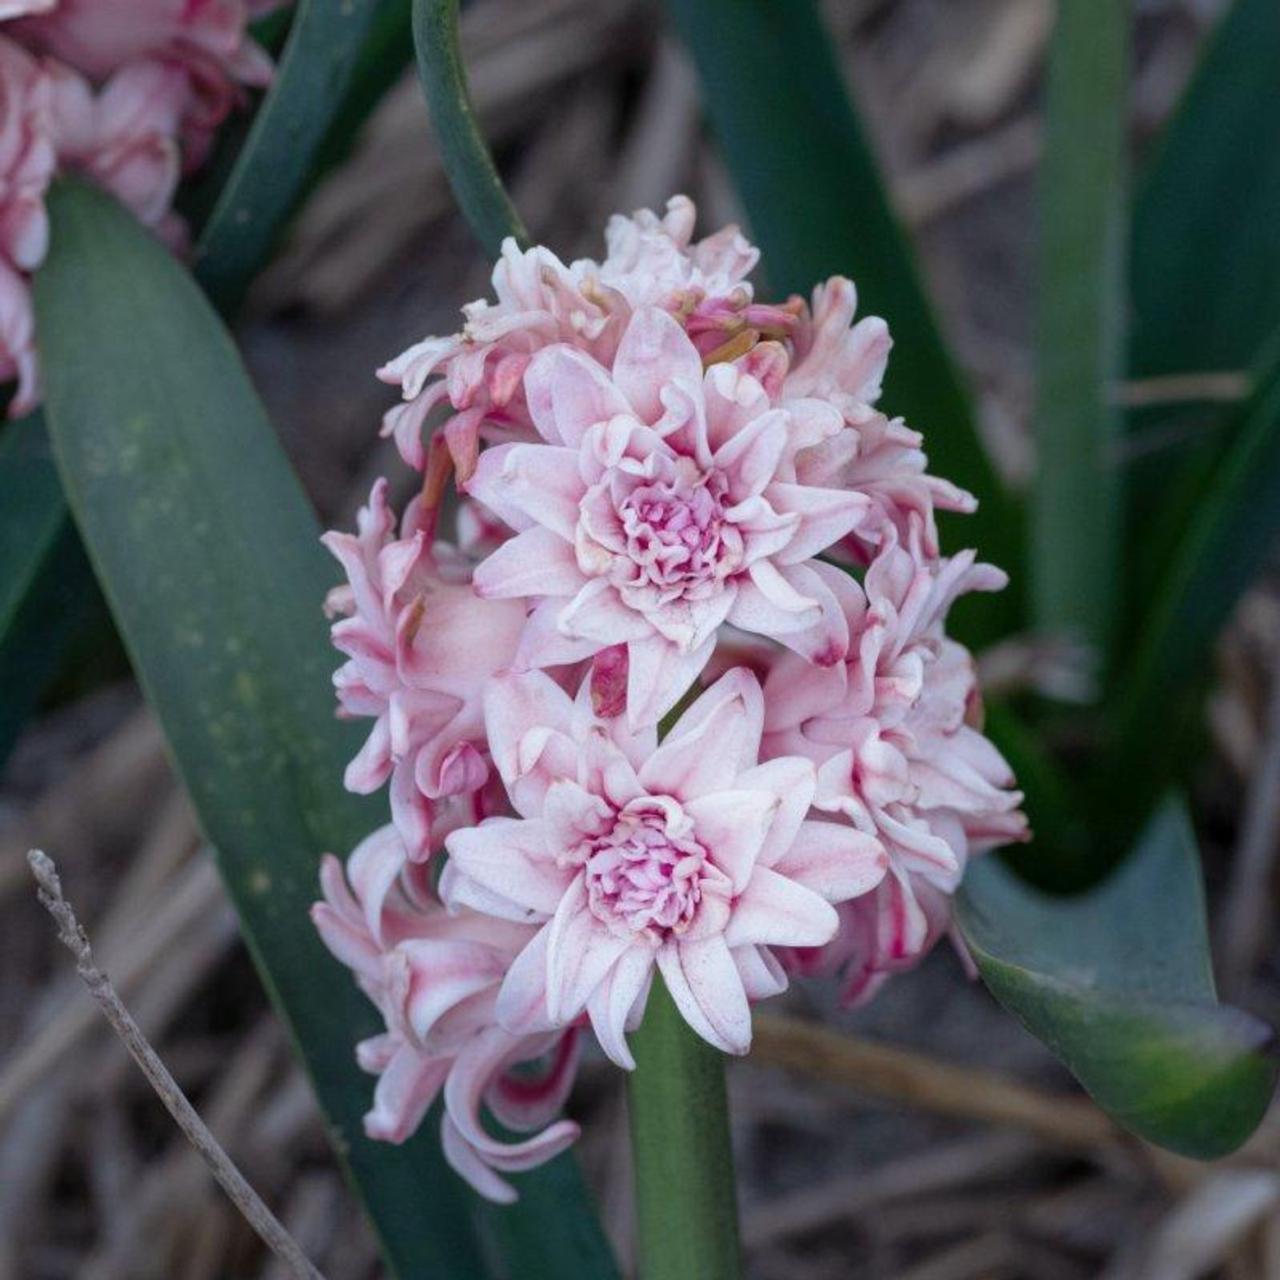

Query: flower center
[
  {"left": 616, "top": 469, "right": 739, "bottom": 602},
  {"left": 583, "top": 799, "right": 711, "bottom": 943}
]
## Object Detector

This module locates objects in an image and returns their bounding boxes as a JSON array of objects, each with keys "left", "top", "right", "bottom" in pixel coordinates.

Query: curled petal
[{"left": 658, "top": 935, "right": 752, "bottom": 1056}]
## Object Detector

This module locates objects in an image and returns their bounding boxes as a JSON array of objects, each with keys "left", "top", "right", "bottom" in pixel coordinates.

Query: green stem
[
  {"left": 627, "top": 977, "right": 741, "bottom": 1280},
  {"left": 412, "top": 0, "right": 530, "bottom": 255}
]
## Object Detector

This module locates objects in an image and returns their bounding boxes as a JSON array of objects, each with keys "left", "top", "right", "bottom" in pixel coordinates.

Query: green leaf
[
  {"left": 957, "top": 798, "right": 1276, "bottom": 1159},
  {"left": 1032, "top": 1, "right": 1127, "bottom": 654},
  {"left": 1130, "top": 0, "right": 1280, "bottom": 380},
  {"left": 1104, "top": 334, "right": 1280, "bottom": 833},
  {"left": 1123, "top": 0, "right": 1280, "bottom": 645},
  {"left": 412, "top": 0, "right": 528, "bottom": 255},
  {"left": 34, "top": 178, "right": 617, "bottom": 1280},
  {"left": 627, "top": 979, "right": 741, "bottom": 1280},
  {"left": 194, "top": 0, "right": 396, "bottom": 311},
  {"left": 0, "top": 417, "right": 101, "bottom": 763},
  {"left": 663, "top": 0, "right": 1021, "bottom": 644}
]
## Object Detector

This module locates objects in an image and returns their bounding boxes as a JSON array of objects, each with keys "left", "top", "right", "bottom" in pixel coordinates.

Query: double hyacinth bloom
[
  {"left": 316, "top": 198, "right": 1027, "bottom": 1200},
  {"left": 0, "top": 0, "right": 281, "bottom": 412}
]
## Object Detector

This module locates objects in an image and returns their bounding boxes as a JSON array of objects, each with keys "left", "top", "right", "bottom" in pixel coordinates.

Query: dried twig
[
  {"left": 1218, "top": 648, "right": 1280, "bottom": 993},
  {"left": 0, "top": 848, "right": 217, "bottom": 1124},
  {"left": 751, "top": 1013, "right": 1123, "bottom": 1154},
  {"left": 26, "top": 850, "right": 325, "bottom": 1280},
  {"left": 1112, "top": 371, "right": 1250, "bottom": 408}
]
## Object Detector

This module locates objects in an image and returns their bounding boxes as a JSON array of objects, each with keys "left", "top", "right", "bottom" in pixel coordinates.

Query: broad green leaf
[
  {"left": 412, "top": 0, "right": 528, "bottom": 255},
  {"left": 195, "top": 0, "right": 395, "bottom": 311},
  {"left": 957, "top": 798, "right": 1276, "bottom": 1159},
  {"left": 1032, "top": 1, "right": 1127, "bottom": 654},
  {"left": 0, "top": 418, "right": 101, "bottom": 763},
  {"left": 35, "top": 178, "right": 617, "bottom": 1280},
  {"left": 663, "top": 0, "right": 1021, "bottom": 644}
]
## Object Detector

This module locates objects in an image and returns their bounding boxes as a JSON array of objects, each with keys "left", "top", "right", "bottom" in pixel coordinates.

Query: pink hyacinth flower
[
  {"left": 323, "top": 479, "right": 528, "bottom": 860},
  {"left": 0, "top": 36, "right": 54, "bottom": 273},
  {"left": 377, "top": 195, "right": 790, "bottom": 477},
  {"left": 0, "top": 35, "right": 53, "bottom": 413},
  {"left": 444, "top": 667, "right": 886, "bottom": 1064},
  {"left": 762, "top": 522, "right": 1028, "bottom": 996},
  {"left": 783, "top": 276, "right": 977, "bottom": 562},
  {"left": 312, "top": 825, "right": 581, "bottom": 1203},
  {"left": 467, "top": 305, "right": 873, "bottom": 727},
  {"left": 9, "top": 0, "right": 280, "bottom": 168},
  {"left": 47, "top": 57, "right": 190, "bottom": 242}
]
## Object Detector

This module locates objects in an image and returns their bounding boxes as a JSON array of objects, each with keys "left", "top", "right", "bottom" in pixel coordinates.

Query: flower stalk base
[{"left": 627, "top": 977, "right": 741, "bottom": 1280}]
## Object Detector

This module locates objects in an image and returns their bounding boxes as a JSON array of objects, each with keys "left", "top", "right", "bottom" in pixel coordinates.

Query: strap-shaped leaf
[
  {"left": 1032, "top": 0, "right": 1127, "bottom": 654},
  {"left": 0, "top": 417, "right": 100, "bottom": 762},
  {"left": 412, "top": 0, "right": 529, "bottom": 254},
  {"left": 195, "top": 0, "right": 394, "bottom": 310},
  {"left": 1131, "top": 0, "right": 1280, "bottom": 380},
  {"left": 663, "top": 0, "right": 1020, "bottom": 644},
  {"left": 34, "top": 178, "right": 617, "bottom": 1280},
  {"left": 1123, "top": 0, "right": 1280, "bottom": 644},
  {"left": 1104, "top": 335, "right": 1280, "bottom": 835},
  {"left": 957, "top": 798, "right": 1276, "bottom": 1159}
]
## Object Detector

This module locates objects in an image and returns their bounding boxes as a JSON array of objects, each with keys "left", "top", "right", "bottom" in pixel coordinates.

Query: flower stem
[
  {"left": 627, "top": 976, "right": 742, "bottom": 1280},
  {"left": 412, "top": 0, "right": 530, "bottom": 257}
]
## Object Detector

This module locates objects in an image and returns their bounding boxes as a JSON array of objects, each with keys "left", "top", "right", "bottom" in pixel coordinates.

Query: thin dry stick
[
  {"left": 751, "top": 1013, "right": 1122, "bottom": 1154},
  {"left": 27, "top": 850, "right": 325, "bottom": 1280},
  {"left": 1218, "top": 646, "right": 1280, "bottom": 994},
  {"left": 1112, "top": 371, "right": 1250, "bottom": 408}
]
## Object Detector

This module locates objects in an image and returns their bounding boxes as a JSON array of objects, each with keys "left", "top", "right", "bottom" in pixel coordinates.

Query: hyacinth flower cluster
[
  {"left": 0, "top": 0, "right": 282, "bottom": 414},
  {"left": 314, "top": 196, "right": 1029, "bottom": 1201}
]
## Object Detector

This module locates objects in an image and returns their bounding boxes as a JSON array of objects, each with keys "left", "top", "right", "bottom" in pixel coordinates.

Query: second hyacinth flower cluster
[{"left": 312, "top": 197, "right": 1029, "bottom": 1202}]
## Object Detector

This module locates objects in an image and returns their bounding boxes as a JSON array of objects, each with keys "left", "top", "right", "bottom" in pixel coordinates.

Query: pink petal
[
  {"left": 658, "top": 935, "right": 752, "bottom": 1055},
  {"left": 733, "top": 757, "right": 817, "bottom": 870},
  {"left": 772, "top": 820, "right": 888, "bottom": 902},
  {"left": 495, "top": 926, "right": 558, "bottom": 1034},
  {"left": 544, "top": 876, "right": 633, "bottom": 1023},
  {"left": 443, "top": 1027, "right": 581, "bottom": 1172},
  {"left": 525, "top": 344, "right": 631, "bottom": 447},
  {"left": 343, "top": 716, "right": 393, "bottom": 793},
  {"left": 712, "top": 408, "right": 789, "bottom": 500},
  {"left": 445, "top": 817, "right": 572, "bottom": 918},
  {"left": 647, "top": 665, "right": 765, "bottom": 787},
  {"left": 441, "top": 1116, "right": 520, "bottom": 1205},
  {"left": 465, "top": 443, "right": 535, "bottom": 532},
  {"left": 514, "top": 597, "right": 603, "bottom": 670},
  {"left": 558, "top": 578, "right": 653, "bottom": 645},
  {"left": 724, "top": 866, "right": 839, "bottom": 948},
  {"left": 613, "top": 306, "right": 705, "bottom": 431},
  {"left": 483, "top": 670, "right": 577, "bottom": 807},
  {"left": 684, "top": 789, "right": 778, "bottom": 893},
  {"left": 730, "top": 561, "right": 849, "bottom": 665},
  {"left": 585, "top": 946, "right": 653, "bottom": 1069},
  {"left": 768, "top": 482, "right": 872, "bottom": 565},
  {"left": 399, "top": 938, "right": 511, "bottom": 1043},
  {"left": 733, "top": 944, "right": 789, "bottom": 1001},
  {"left": 625, "top": 633, "right": 716, "bottom": 730},
  {"left": 469, "top": 442, "right": 584, "bottom": 540},
  {"left": 472, "top": 525, "right": 584, "bottom": 599},
  {"left": 363, "top": 1044, "right": 450, "bottom": 1144},
  {"left": 486, "top": 1029, "right": 581, "bottom": 1132}
]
